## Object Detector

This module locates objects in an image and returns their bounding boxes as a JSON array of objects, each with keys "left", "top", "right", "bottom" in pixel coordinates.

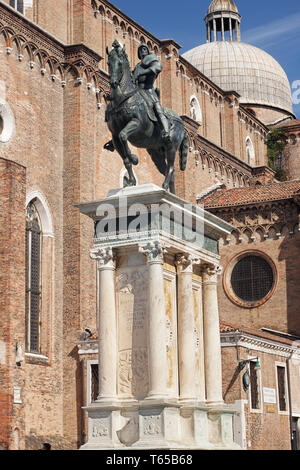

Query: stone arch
[
  {"left": 25, "top": 191, "right": 54, "bottom": 357},
  {"left": 232, "top": 170, "right": 238, "bottom": 187},
  {"left": 267, "top": 226, "right": 277, "bottom": 240},
  {"left": 246, "top": 136, "right": 255, "bottom": 164},
  {"left": 231, "top": 230, "right": 240, "bottom": 245},
  {"left": 172, "top": 48, "right": 178, "bottom": 58},
  {"left": 254, "top": 227, "right": 265, "bottom": 242},
  {"left": 26, "top": 190, "right": 54, "bottom": 237},
  {"left": 11, "top": 35, "right": 23, "bottom": 55},
  {"left": 112, "top": 15, "right": 119, "bottom": 26},
  {"left": 241, "top": 228, "right": 253, "bottom": 243},
  {"left": 289, "top": 134, "right": 297, "bottom": 145},
  {"left": 189, "top": 95, "right": 202, "bottom": 124},
  {"left": 23, "top": 42, "right": 35, "bottom": 62}
]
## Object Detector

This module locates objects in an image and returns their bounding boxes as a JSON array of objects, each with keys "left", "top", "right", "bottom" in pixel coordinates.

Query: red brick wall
[
  {"left": 217, "top": 233, "right": 300, "bottom": 336},
  {"left": 0, "top": 158, "right": 26, "bottom": 450},
  {"left": 222, "top": 345, "right": 292, "bottom": 450}
]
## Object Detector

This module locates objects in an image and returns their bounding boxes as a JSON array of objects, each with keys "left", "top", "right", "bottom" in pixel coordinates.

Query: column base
[{"left": 80, "top": 400, "right": 240, "bottom": 450}]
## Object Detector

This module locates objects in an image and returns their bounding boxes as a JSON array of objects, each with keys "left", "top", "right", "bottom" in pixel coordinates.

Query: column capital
[
  {"left": 139, "top": 241, "right": 168, "bottom": 265},
  {"left": 175, "top": 253, "right": 200, "bottom": 274},
  {"left": 90, "top": 247, "right": 115, "bottom": 270},
  {"left": 202, "top": 263, "right": 223, "bottom": 282}
]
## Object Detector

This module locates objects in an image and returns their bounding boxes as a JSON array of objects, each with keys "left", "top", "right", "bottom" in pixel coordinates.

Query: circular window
[{"left": 223, "top": 251, "right": 277, "bottom": 308}]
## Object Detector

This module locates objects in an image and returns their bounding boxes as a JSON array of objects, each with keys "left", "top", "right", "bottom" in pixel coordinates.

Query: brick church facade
[{"left": 0, "top": 0, "right": 299, "bottom": 450}]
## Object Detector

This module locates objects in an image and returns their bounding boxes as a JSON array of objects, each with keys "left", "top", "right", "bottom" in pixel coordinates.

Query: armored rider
[{"left": 133, "top": 44, "right": 170, "bottom": 141}]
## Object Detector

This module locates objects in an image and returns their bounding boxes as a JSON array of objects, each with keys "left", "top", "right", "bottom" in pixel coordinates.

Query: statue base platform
[
  {"left": 80, "top": 399, "right": 240, "bottom": 450},
  {"left": 78, "top": 184, "right": 239, "bottom": 451}
]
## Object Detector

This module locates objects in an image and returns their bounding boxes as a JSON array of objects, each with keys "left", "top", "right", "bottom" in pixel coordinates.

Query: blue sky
[{"left": 111, "top": 0, "right": 300, "bottom": 118}]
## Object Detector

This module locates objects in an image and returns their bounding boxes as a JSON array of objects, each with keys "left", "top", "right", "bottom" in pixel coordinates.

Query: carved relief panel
[
  {"left": 117, "top": 263, "right": 149, "bottom": 399},
  {"left": 163, "top": 269, "right": 178, "bottom": 396}
]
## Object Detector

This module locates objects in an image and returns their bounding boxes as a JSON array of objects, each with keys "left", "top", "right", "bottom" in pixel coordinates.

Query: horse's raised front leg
[
  {"left": 112, "top": 135, "right": 137, "bottom": 187},
  {"left": 119, "top": 118, "right": 142, "bottom": 166}
]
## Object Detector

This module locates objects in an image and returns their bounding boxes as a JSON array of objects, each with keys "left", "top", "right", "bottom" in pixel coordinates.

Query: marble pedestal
[{"left": 78, "top": 184, "right": 240, "bottom": 450}]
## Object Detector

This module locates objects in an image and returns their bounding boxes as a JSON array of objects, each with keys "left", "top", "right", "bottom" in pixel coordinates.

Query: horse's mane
[
  {"left": 119, "top": 48, "right": 131, "bottom": 71},
  {"left": 111, "top": 45, "right": 130, "bottom": 69}
]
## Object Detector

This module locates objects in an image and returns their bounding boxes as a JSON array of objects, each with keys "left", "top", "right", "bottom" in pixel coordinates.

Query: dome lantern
[{"left": 205, "top": 0, "right": 241, "bottom": 42}]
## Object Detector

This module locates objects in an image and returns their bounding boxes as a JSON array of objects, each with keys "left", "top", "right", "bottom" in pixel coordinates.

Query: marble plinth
[{"left": 78, "top": 185, "right": 239, "bottom": 450}]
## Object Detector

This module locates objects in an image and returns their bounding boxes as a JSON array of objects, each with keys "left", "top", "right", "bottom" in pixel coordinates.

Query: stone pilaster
[
  {"left": 90, "top": 247, "right": 117, "bottom": 401},
  {"left": 202, "top": 264, "right": 223, "bottom": 406}
]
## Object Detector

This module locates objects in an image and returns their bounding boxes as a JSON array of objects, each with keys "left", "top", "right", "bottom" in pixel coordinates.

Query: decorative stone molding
[
  {"left": 211, "top": 200, "right": 300, "bottom": 245},
  {"left": 175, "top": 253, "right": 200, "bottom": 273},
  {"left": 90, "top": 247, "right": 115, "bottom": 269},
  {"left": 77, "top": 340, "right": 98, "bottom": 355},
  {"left": 139, "top": 241, "right": 168, "bottom": 264},
  {"left": 0, "top": 3, "right": 108, "bottom": 107},
  {"left": 26, "top": 190, "right": 54, "bottom": 237},
  {"left": 202, "top": 263, "right": 223, "bottom": 277},
  {"left": 180, "top": 121, "right": 252, "bottom": 189},
  {"left": 221, "top": 331, "right": 300, "bottom": 359}
]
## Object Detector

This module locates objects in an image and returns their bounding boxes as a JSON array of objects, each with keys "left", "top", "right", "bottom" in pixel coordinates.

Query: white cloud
[{"left": 243, "top": 11, "right": 300, "bottom": 46}]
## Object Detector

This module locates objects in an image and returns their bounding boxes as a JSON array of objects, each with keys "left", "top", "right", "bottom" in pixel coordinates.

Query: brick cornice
[
  {"left": 0, "top": 1, "right": 65, "bottom": 59},
  {"left": 198, "top": 134, "right": 253, "bottom": 177},
  {"left": 0, "top": 2, "right": 108, "bottom": 103}
]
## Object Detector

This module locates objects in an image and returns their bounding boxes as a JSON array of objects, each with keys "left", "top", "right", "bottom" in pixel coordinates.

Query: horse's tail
[{"left": 179, "top": 131, "right": 189, "bottom": 171}]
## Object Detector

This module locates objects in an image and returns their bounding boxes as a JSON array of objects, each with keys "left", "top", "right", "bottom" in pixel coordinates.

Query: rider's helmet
[{"left": 138, "top": 43, "right": 150, "bottom": 60}]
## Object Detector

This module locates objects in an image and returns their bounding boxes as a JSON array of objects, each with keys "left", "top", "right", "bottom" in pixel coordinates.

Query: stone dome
[
  {"left": 208, "top": 0, "right": 239, "bottom": 14},
  {"left": 182, "top": 41, "right": 293, "bottom": 114}
]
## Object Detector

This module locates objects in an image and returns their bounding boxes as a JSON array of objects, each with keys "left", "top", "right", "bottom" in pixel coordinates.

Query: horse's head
[{"left": 107, "top": 41, "right": 126, "bottom": 89}]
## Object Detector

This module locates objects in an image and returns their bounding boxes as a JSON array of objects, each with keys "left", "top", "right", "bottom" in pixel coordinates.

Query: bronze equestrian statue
[{"left": 104, "top": 40, "right": 189, "bottom": 194}]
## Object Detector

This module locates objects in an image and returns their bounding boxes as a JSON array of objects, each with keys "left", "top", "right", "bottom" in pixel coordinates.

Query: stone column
[
  {"left": 140, "top": 241, "right": 169, "bottom": 399},
  {"left": 236, "top": 22, "right": 241, "bottom": 41},
  {"left": 91, "top": 247, "right": 117, "bottom": 401},
  {"left": 176, "top": 254, "right": 198, "bottom": 400},
  {"left": 229, "top": 18, "right": 233, "bottom": 41},
  {"left": 202, "top": 264, "right": 223, "bottom": 405},
  {"left": 207, "top": 23, "right": 211, "bottom": 43},
  {"left": 221, "top": 17, "right": 225, "bottom": 41},
  {"left": 213, "top": 19, "right": 217, "bottom": 42}
]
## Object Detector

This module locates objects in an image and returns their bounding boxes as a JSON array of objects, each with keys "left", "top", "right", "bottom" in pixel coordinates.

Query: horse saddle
[{"left": 138, "top": 88, "right": 158, "bottom": 123}]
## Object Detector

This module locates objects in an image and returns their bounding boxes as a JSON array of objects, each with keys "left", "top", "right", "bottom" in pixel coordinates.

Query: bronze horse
[{"left": 104, "top": 42, "right": 189, "bottom": 194}]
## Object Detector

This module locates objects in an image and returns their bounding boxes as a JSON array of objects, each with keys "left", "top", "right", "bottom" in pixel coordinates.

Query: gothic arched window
[
  {"left": 190, "top": 96, "right": 202, "bottom": 124},
  {"left": 246, "top": 137, "right": 255, "bottom": 164},
  {"left": 25, "top": 200, "right": 42, "bottom": 353}
]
